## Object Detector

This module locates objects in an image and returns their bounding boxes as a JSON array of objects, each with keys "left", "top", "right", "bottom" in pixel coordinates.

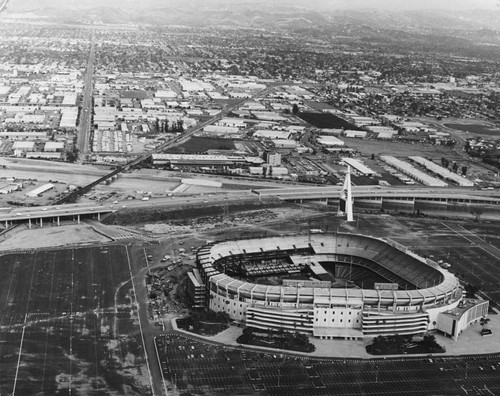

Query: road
[{"left": 78, "top": 27, "right": 96, "bottom": 156}]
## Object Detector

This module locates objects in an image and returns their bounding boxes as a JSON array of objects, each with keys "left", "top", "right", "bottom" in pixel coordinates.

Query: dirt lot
[{"left": 0, "top": 223, "right": 112, "bottom": 250}]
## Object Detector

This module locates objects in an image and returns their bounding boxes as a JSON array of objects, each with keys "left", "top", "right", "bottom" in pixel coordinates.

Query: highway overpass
[
  {"left": 3, "top": 186, "right": 500, "bottom": 230},
  {"left": 0, "top": 191, "right": 259, "bottom": 229},
  {"left": 253, "top": 185, "right": 500, "bottom": 213},
  {"left": 0, "top": 203, "right": 116, "bottom": 229}
]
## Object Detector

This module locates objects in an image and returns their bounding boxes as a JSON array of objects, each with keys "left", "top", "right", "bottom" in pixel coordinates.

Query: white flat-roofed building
[
  {"left": 341, "top": 158, "right": 376, "bottom": 176},
  {"left": 344, "top": 130, "right": 367, "bottom": 138},
  {"left": 349, "top": 115, "right": 381, "bottom": 127},
  {"left": 265, "top": 151, "right": 281, "bottom": 166},
  {"left": 186, "top": 109, "right": 204, "bottom": 116},
  {"left": 254, "top": 130, "right": 292, "bottom": 140},
  {"left": 152, "top": 153, "right": 264, "bottom": 166},
  {"left": 367, "top": 126, "right": 398, "bottom": 135},
  {"left": 26, "top": 152, "right": 62, "bottom": 160},
  {"left": 165, "top": 101, "right": 179, "bottom": 108},
  {"left": 249, "top": 166, "right": 288, "bottom": 175},
  {"left": 15, "top": 86, "right": 31, "bottom": 96},
  {"left": 0, "top": 131, "right": 48, "bottom": 140},
  {"left": 44, "top": 141, "right": 65, "bottom": 152},
  {"left": 97, "top": 121, "right": 116, "bottom": 130},
  {"left": 252, "top": 111, "right": 288, "bottom": 122},
  {"left": 241, "top": 102, "right": 267, "bottom": 111},
  {"left": 377, "top": 131, "right": 398, "bottom": 140},
  {"left": 215, "top": 118, "right": 248, "bottom": 128},
  {"left": 0, "top": 183, "right": 22, "bottom": 194},
  {"left": 381, "top": 156, "right": 448, "bottom": 187},
  {"left": 60, "top": 108, "right": 78, "bottom": 128},
  {"left": 272, "top": 139, "right": 297, "bottom": 149},
  {"left": 20, "top": 114, "right": 46, "bottom": 124},
  {"left": 62, "top": 94, "right": 77, "bottom": 106},
  {"left": 26, "top": 183, "right": 55, "bottom": 197},
  {"left": 395, "top": 121, "right": 433, "bottom": 133},
  {"left": 319, "top": 128, "right": 343, "bottom": 136},
  {"left": 203, "top": 125, "right": 240, "bottom": 135},
  {"left": 12, "top": 141, "right": 35, "bottom": 152},
  {"left": 409, "top": 156, "right": 474, "bottom": 187},
  {"left": 0, "top": 85, "right": 10, "bottom": 95},
  {"left": 94, "top": 108, "right": 118, "bottom": 122},
  {"left": 155, "top": 90, "right": 178, "bottom": 99},
  {"left": 381, "top": 114, "right": 403, "bottom": 124},
  {"left": 318, "top": 136, "right": 345, "bottom": 146},
  {"left": 206, "top": 91, "right": 228, "bottom": 100},
  {"left": 228, "top": 92, "right": 252, "bottom": 99},
  {"left": 0, "top": 105, "right": 38, "bottom": 113},
  {"left": 286, "top": 125, "right": 306, "bottom": 132}
]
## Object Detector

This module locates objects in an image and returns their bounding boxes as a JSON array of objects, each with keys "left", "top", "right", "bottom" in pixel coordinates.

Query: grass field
[
  {"left": 156, "top": 333, "right": 500, "bottom": 396},
  {"left": 444, "top": 123, "right": 500, "bottom": 136},
  {"left": 0, "top": 245, "right": 153, "bottom": 396},
  {"left": 298, "top": 112, "right": 361, "bottom": 130},
  {"left": 177, "top": 136, "right": 236, "bottom": 153}
]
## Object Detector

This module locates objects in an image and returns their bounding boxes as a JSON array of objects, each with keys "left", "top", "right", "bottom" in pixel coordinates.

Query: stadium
[{"left": 191, "top": 233, "right": 489, "bottom": 340}]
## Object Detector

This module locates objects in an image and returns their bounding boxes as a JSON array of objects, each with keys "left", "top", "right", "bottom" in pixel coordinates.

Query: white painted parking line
[
  {"left": 12, "top": 313, "right": 28, "bottom": 396},
  {"left": 126, "top": 246, "right": 155, "bottom": 394}
]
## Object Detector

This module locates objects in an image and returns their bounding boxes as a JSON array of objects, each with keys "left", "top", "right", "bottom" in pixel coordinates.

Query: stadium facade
[{"left": 192, "top": 233, "right": 488, "bottom": 340}]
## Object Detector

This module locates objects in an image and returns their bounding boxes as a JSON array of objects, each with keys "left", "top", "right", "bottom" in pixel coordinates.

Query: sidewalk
[{"left": 171, "top": 312, "right": 500, "bottom": 359}]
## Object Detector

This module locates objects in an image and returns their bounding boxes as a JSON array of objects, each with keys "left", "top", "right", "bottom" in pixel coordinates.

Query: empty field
[{"left": 0, "top": 245, "right": 153, "bottom": 396}]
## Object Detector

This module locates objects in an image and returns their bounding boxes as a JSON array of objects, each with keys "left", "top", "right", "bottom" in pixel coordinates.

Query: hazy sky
[
  {"left": 12, "top": 0, "right": 500, "bottom": 11},
  {"left": 326, "top": 0, "right": 500, "bottom": 10},
  {"left": 147, "top": 0, "right": 500, "bottom": 10}
]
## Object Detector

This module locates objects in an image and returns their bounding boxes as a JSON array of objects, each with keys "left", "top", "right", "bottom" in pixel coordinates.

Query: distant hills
[{"left": 6, "top": 0, "right": 500, "bottom": 34}]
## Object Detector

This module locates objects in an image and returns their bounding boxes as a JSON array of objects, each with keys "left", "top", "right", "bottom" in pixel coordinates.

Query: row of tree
[
  {"left": 153, "top": 118, "right": 184, "bottom": 133},
  {"left": 440, "top": 157, "right": 468, "bottom": 176}
]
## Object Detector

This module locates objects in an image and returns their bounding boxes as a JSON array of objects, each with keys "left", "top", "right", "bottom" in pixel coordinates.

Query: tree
[
  {"left": 292, "top": 103, "right": 299, "bottom": 115},
  {"left": 480, "top": 316, "right": 490, "bottom": 330},
  {"left": 470, "top": 207, "right": 484, "bottom": 223}
]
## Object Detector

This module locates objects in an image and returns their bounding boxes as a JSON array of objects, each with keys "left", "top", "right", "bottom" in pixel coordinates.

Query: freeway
[
  {"left": 0, "top": 203, "right": 115, "bottom": 223},
  {"left": 1, "top": 190, "right": 261, "bottom": 224},
  {"left": 78, "top": 27, "right": 96, "bottom": 155},
  {"left": 254, "top": 185, "right": 500, "bottom": 201},
  {"left": 5, "top": 184, "right": 500, "bottom": 226}
]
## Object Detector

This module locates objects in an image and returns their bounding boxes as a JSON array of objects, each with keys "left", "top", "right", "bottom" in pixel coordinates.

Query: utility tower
[{"left": 338, "top": 165, "right": 354, "bottom": 222}]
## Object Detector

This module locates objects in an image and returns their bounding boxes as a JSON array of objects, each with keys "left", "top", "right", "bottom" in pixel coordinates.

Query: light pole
[{"left": 278, "top": 369, "right": 280, "bottom": 388}]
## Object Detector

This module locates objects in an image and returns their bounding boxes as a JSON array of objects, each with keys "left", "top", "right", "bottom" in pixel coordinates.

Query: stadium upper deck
[{"left": 194, "top": 233, "right": 485, "bottom": 340}]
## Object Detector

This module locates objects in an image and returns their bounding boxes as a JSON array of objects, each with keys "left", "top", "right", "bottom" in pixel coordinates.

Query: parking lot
[{"left": 155, "top": 334, "right": 500, "bottom": 395}]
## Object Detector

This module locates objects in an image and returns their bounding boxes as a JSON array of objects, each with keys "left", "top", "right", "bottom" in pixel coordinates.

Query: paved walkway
[{"left": 176, "top": 310, "right": 500, "bottom": 359}]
